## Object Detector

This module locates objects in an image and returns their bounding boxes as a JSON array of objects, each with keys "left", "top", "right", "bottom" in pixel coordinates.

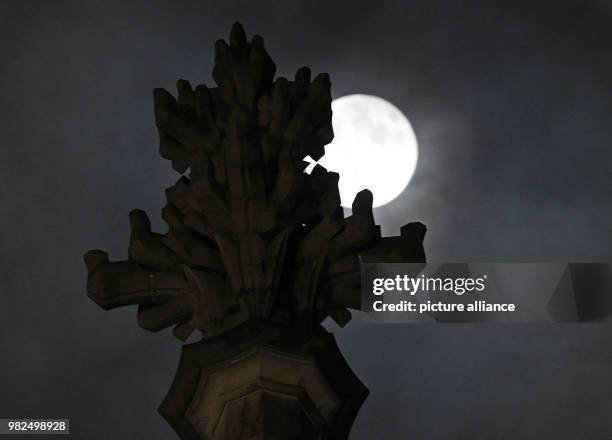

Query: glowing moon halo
[{"left": 315, "top": 94, "right": 418, "bottom": 208}]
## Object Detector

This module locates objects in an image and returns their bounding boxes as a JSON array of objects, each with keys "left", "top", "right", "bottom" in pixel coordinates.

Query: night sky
[{"left": 1, "top": 1, "right": 612, "bottom": 438}]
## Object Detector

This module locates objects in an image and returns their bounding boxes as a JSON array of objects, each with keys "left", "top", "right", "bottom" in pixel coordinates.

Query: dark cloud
[{"left": 1, "top": 0, "right": 611, "bottom": 438}]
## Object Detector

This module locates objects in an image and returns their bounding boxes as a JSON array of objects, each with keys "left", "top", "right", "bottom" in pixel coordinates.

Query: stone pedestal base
[{"left": 159, "top": 320, "right": 368, "bottom": 440}]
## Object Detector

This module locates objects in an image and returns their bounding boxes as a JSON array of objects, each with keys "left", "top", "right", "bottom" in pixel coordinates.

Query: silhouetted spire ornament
[{"left": 84, "top": 22, "right": 426, "bottom": 440}]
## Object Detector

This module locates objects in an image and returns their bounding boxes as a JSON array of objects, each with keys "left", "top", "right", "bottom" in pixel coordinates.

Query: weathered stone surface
[
  {"left": 159, "top": 321, "right": 368, "bottom": 440},
  {"left": 84, "top": 22, "right": 426, "bottom": 439}
]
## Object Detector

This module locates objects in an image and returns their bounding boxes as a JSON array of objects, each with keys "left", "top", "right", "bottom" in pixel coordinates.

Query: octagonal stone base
[{"left": 159, "top": 320, "right": 368, "bottom": 440}]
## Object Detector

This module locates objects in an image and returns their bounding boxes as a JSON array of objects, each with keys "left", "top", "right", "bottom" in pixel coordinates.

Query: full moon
[{"left": 314, "top": 94, "right": 418, "bottom": 208}]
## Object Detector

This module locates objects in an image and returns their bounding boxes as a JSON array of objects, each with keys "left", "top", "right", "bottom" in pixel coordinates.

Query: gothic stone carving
[{"left": 84, "top": 22, "right": 425, "bottom": 439}]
